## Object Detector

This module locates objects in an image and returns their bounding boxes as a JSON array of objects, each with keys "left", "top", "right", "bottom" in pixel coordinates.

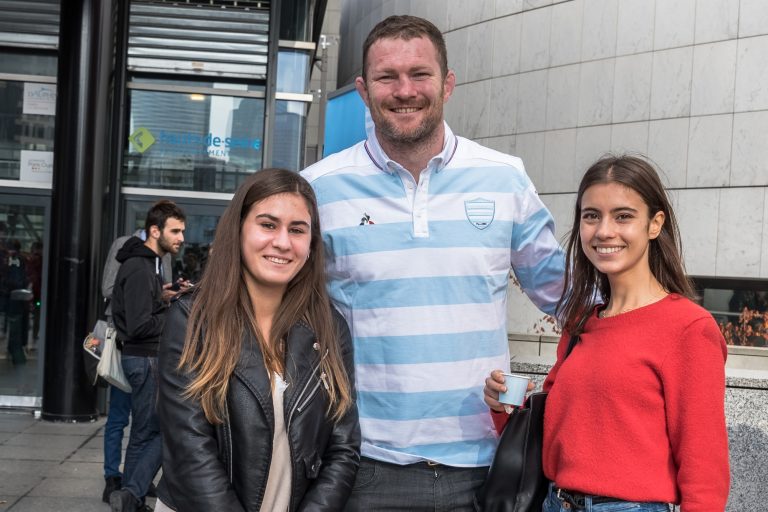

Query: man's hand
[{"left": 484, "top": 369, "right": 535, "bottom": 413}]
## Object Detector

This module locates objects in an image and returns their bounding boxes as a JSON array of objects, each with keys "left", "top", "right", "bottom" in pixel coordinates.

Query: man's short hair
[
  {"left": 145, "top": 200, "right": 186, "bottom": 233},
  {"left": 361, "top": 15, "right": 448, "bottom": 80}
]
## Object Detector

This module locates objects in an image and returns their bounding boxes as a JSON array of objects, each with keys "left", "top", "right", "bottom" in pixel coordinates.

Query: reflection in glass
[
  {"left": 277, "top": 50, "right": 311, "bottom": 94},
  {"left": 272, "top": 100, "right": 307, "bottom": 171},
  {"left": 0, "top": 50, "right": 57, "bottom": 76},
  {"left": 123, "top": 89, "right": 265, "bottom": 193},
  {"left": 698, "top": 284, "right": 768, "bottom": 348},
  {"left": 0, "top": 80, "right": 56, "bottom": 180},
  {"left": 280, "top": 0, "right": 311, "bottom": 41},
  {"left": 0, "top": 204, "right": 45, "bottom": 396}
]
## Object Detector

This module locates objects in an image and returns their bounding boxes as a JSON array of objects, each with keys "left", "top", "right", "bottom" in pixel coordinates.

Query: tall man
[
  {"left": 109, "top": 200, "right": 186, "bottom": 512},
  {"left": 302, "top": 15, "right": 566, "bottom": 511}
]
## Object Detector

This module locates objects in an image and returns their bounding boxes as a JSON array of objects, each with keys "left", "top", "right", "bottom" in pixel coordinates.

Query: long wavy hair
[
  {"left": 178, "top": 168, "right": 352, "bottom": 424},
  {"left": 556, "top": 155, "right": 696, "bottom": 336}
]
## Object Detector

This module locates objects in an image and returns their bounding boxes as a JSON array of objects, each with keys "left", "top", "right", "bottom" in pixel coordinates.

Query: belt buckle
[{"left": 426, "top": 460, "right": 440, "bottom": 467}]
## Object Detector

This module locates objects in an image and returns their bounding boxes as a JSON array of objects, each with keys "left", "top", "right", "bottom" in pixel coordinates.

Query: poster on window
[
  {"left": 22, "top": 83, "right": 57, "bottom": 116},
  {"left": 20, "top": 150, "right": 54, "bottom": 183}
]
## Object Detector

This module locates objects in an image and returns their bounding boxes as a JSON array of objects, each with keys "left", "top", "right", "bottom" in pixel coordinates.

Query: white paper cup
[{"left": 498, "top": 373, "right": 529, "bottom": 406}]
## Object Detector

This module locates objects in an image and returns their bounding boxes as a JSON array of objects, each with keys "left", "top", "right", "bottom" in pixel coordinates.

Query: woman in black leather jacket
[{"left": 156, "top": 169, "right": 360, "bottom": 512}]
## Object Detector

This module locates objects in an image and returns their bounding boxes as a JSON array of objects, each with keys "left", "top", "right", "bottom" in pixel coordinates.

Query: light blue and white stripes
[{"left": 302, "top": 124, "right": 565, "bottom": 467}]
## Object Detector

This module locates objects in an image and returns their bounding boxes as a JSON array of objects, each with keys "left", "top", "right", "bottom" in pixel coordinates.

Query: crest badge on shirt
[{"left": 464, "top": 198, "right": 495, "bottom": 230}]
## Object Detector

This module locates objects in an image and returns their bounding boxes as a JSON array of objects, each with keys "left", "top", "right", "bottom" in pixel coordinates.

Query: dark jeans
[
  {"left": 121, "top": 355, "right": 162, "bottom": 502},
  {"left": 344, "top": 456, "right": 487, "bottom": 511},
  {"left": 103, "top": 385, "right": 132, "bottom": 479}
]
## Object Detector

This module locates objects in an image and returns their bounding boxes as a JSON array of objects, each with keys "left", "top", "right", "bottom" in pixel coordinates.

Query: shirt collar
[{"left": 364, "top": 121, "right": 458, "bottom": 174}]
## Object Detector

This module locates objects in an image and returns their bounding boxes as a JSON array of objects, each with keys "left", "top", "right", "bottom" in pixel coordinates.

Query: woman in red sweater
[{"left": 484, "top": 155, "right": 729, "bottom": 511}]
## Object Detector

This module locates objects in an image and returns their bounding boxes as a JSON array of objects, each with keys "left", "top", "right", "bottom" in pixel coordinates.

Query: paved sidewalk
[{"left": 0, "top": 408, "right": 157, "bottom": 512}]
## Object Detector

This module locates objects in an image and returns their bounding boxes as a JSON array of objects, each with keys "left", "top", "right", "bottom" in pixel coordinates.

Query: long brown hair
[
  {"left": 556, "top": 155, "right": 696, "bottom": 336},
  {"left": 179, "top": 168, "right": 352, "bottom": 423}
]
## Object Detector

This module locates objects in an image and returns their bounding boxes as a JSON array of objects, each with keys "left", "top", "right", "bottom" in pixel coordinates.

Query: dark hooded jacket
[{"left": 112, "top": 236, "right": 166, "bottom": 356}]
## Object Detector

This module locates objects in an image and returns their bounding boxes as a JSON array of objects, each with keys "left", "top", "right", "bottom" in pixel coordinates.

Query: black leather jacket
[{"left": 157, "top": 295, "right": 360, "bottom": 512}]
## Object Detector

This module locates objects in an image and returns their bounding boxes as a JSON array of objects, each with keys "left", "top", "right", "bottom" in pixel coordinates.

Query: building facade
[{"left": 0, "top": 0, "right": 327, "bottom": 415}]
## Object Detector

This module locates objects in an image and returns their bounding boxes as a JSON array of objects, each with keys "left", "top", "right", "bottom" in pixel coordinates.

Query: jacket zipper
[{"left": 286, "top": 349, "right": 329, "bottom": 429}]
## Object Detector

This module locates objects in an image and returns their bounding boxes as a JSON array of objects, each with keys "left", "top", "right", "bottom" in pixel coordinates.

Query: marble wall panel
[
  {"left": 462, "top": 79, "right": 491, "bottom": 139},
  {"left": 520, "top": 6, "right": 552, "bottom": 72},
  {"left": 674, "top": 188, "right": 719, "bottom": 276},
  {"left": 612, "top": 53, "right": 652, "bottom": 123},
  {"left": 549, "top": 0, "right": 583, "bottom": 67},
  {"left": 466, "top": 22, "right": 494, "bottom": 82},
  {"left": 495, "top": 0, "right": 524, "bottom": 17},
  {"left": 731, "top": 111, "right": 768, "bottom": 187},
  {"left": 577, "top": 58, "right": 615, "bottom": 126},
  {"left": 517, "top": 69, "right": 548, "bottom": 133},
  {"left": 716, "top": 187, "right": 764, "bottom": 277},
  {"left": 650, "top": 46, "right": 693, "bottom": 119},
  {"left": 574, "top": 125, "right": 612, "bottom": 177},
  {"left": 616, "top": 0, "right": 654, "bottom": 56},
  {"left": 515, "top": 131, "right": 546, "bottom": 190},
  {"left": 444, "top": 28, "right": 468, "bottom": 85},
  {"left": 580, "top": 0, "right": 618, "bottom": 61},
  {"left": 410, "top": 0, "right": 449, "bottom": 31},
  {"left": 610, "top": 121, "right": 648, "bottom": 155},
  {"left": 734, "top": 35, "right": 768, "bottom": 113},
  {"left": 545, "top": 64, "right": 580, "bottom": 130},
  {"left": 647, "top": 118, "right": 689, "bottom": 189},
  {"left": 482, "top": 135, "right": 517, "bottom": 156},
  {"left": 691, "top": 40, "right": 737, "bottom": 116},
  {"left": 543, "top": 128, "right": 577, "bottom": 193},
  {"left": 524, "top": 0, "right": 553, "bottom": 10},
  {"left": 738, "top": 0, "right": 768, "bottom": 38},
  {"left": 653, "top": 0, "right": 695, "bottom": 50},
  {"left": 694, "top": 0, "right": 739, "bottom": 44},
  {"left": 489, "top": 74, "right": 519, "bottom": 136},
  {"left": 446, "top": 0, "right": 494, "bottom": 30},
  {"left": 491, "top": 15, "right": 522, "bottom": 77},
  {"left": 725, "top": 387, "right": 768, "bottom": 512},
  {"left": 687, "top": 114, "right": 732, "bottom": 188},
  {"left": 444, "top": 83, "right": 467, "bottom": 136}
]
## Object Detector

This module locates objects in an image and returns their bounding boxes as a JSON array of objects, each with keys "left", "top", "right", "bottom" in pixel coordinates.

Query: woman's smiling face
[
  {"left": 240, "top": 192, "right": 312, "bottom": 295},
  {"left": 579, "top": 182, "right": 664, "bottom": 280}
]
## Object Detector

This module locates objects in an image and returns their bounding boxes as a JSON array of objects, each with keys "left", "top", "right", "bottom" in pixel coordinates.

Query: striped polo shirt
[{"left": 301, "top": 123, "right": 565, "bottom": 467}]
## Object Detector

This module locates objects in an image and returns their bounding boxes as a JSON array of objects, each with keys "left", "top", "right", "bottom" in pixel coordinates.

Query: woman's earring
[{"left": 306, "top": 252, "right": 310, "bottom": 261}]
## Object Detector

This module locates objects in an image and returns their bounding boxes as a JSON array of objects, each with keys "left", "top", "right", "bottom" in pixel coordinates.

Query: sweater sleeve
[{"left": 660, "top": 316, "right": 729, "bottom": 511}]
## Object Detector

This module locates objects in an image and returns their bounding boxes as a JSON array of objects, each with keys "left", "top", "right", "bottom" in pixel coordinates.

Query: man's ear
[
  {"left": 443, "top": 70, "right": 456, "bottom": 103},
  {"left": 148, "top": 225, "right": 161, "bottom": 240},
  {"left": 355, "top": 76, "right": 370, "bottom": 108},
  {"left": 648, "top": 211, "right": 665, "bottom": 240}
]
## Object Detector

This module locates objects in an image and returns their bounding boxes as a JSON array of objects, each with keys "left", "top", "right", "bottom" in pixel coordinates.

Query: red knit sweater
[{"left": 493, "top": 294, "right": 730, "bottom": 510}]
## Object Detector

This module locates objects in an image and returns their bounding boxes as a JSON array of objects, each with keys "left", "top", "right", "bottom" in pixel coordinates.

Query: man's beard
[
  {"left": 158, "top": 235, "right": 180, "bottom": 255},
  {"left": 373, "top": 98, "right": 444, "bottom": 148}
]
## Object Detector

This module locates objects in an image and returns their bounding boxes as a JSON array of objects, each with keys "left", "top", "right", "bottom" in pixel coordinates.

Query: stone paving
[{"left": 0, "top": 409, "right": 156, "bottom": 512}]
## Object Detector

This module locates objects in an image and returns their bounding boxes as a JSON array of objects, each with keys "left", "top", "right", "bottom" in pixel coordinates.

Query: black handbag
[
  {"left": 475, "top": 336, "right": 578, "bottom": 511},
  {"left": 475, "top": 391, "right": 548, "bottom": 512}
]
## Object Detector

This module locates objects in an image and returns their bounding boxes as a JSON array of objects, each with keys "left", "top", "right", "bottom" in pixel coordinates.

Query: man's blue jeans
[
  {"left": 121, "top": 355, "right": 162, "bottom": 501},
  {"left": 542, "top": 483, "right": 671, "bottom": 511},
  {"left": 103, "top": 385, "right": 131, "bottom": 478}
]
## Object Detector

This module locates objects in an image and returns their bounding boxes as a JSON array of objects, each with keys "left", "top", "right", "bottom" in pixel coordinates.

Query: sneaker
[
  {"left": 110, "top": 488, "right": 139, "bottom": 512},
  {"left": 102, "top": 476, "right": 122, "bottom": 503}
]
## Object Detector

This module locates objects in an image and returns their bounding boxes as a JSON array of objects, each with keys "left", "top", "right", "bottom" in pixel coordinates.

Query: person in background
[
  {"left": 109, "top": 200, "right": 186, "bottom": 512},
  {"left": 155, "top": 169, "right": 360, "bottom": 512},
  {"left": 99, "top": 229, "right": 171, "bottom": 504},
  {"left": 301, "top": 14, "right": 565, "bottom": 511},
  {"left": 484, "top": 155, "right": 730, "bottom": 511}
]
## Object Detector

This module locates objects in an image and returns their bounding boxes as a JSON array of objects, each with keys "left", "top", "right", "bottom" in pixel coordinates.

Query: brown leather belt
[{"left": 555, "top": 487, "right": 622, "bottom": 508}]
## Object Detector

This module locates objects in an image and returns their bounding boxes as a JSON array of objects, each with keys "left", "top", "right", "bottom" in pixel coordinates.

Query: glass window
[
  {"left": 272, "top": 100, "right": 307, "bottom": 171},
  {"left": 0, "top": 80, "right": 56, "bottom": 182},
  {"left": 123, "top": 89, "right": 265, "bottom": 193},
  {"left": 280, "top": 0, "right": 311, "bottom": 41},
  {"left": 277, "top": 50, "right": 311, "bottom": 94},
  {"left": 0, "top": 202, "right": 46, "bottom": 396},
  {"left": 694, "top": 277, "right": 768, "bottom": 348},
  {"left": 0, "top": 50, "right": 57, "bottom": 76}
]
